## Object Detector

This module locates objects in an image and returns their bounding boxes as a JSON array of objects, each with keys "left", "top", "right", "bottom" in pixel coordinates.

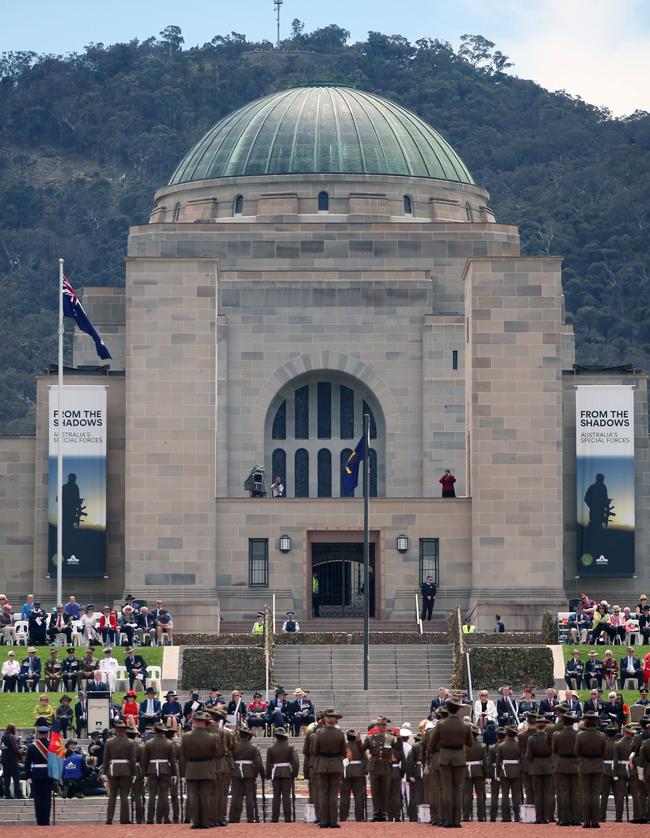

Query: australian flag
[
  {"left": 341, "top": 434, "right": 367, "bottom": 496},
  {"left": 63, "top": 276, "right": 112, "bottom": 360}
]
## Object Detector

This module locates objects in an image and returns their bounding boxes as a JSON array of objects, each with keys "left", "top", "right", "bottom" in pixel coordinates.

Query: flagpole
[
  {"left": 57, "top": 258, "right": 64, "bottom": 608},
  {"left": 362, "top": 412, "right": 370, "bottom": 691}
]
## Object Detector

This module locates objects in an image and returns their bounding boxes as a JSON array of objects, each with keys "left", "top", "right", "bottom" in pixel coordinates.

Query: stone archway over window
[{"left": 265, "top": 371, "right": 385, "bottom": 498}]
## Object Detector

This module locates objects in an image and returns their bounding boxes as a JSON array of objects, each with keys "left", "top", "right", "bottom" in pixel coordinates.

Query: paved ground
[{"left": 1, "top": 824, "right": 636, "bottom": 836}]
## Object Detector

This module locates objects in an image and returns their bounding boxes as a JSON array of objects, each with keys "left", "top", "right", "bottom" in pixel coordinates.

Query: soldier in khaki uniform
[
  {"left": 426, "top": 708, "right": 447, "bottom": 825},
  {"left": 526, "top": 716, "right": 554, "bottom": 823},
  {"left": 488, "top": 727, "right": 506, "bottom": 821},
  {"left": 405, "top": 731, "right": 424, "bottom": 822},
  {"left": 576, "top": 709, "right": 606, "bottom": 827},
  {"left": 303, "top": 712, "right": 324, "bottom": 823},
  {"left": 165, "top": 728, "right": 183, "bottom": 823},
  {"left": 142, "top": 720, "right": 177, "bottom": 824},
  {"left": 551, "top": 711, "right": 580, "bottom": 826},
  {"left": 430, "top": 697, "right": 473, "bottom": 828},
  {"left": 518, "top": 711, "right": 536, "bottom": 806},
  {"left": 266, "top": 726, "right": 299, "bottom": 822},
  {"left": 615, "top": 723, "right": 640, "bottom": 822},
  {"left": 229, "top": 724, "right": 264, "bottom": 823},
  {"left": 360, "top": 715, "right": 402, "bottom": 822},
  {"left": 103, "top": 720, "right": 137, "bottom": 824},
  {"left": 206, "top": 706, "right": 230, "bottom": 827},
  {"left": 180, "top": 710, "right": 219, "bottom": 829},
  {"left": 463, "top": 725, "right": 487, "bottom": 821},
  {"left": 496, "top": 725, "right": 522, "bottom": 822},
  {"left": 313, "top": 709, "right": 347, "bottom": 827},
  {"left": 631, "top": 717, "right": 650, "bottom": 822},
  {"left": 599, "top": 725, "right": 617, "bottom": 822},
  {"left": 388, "top": 736, "right": 406, "bottom": 821},
  {"left": 340, "top": 728, "right": 367, "bottom": 822},
  {"left": 126, "top": 728, "right": 145, "bottom": 824},
  {"left": 638, "top": 725, "right": 650, "bottom": 813}
]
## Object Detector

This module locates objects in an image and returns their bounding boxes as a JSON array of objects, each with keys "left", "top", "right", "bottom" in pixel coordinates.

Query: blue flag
[
  {"left": 341, "top": 434, "right": 366, "bottom": 496},
  {"left": 63, "top": 275, "right": 112, "bottom": 361}
]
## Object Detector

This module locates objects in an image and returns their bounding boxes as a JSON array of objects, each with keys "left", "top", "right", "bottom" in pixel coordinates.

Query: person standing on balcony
[{"left": 421, "top": 576, "right": 436, "bottom": 621}]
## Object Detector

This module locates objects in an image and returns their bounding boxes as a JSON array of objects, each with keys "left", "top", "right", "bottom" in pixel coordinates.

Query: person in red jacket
[{"left": 439, "top": 469, "right": 456, "bottom": 498}]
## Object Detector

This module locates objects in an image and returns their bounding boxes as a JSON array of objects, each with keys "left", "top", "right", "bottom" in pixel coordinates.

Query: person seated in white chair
[
  {"left": 2, "top": 650, "right": 20, "bottom": 692},
  {"left": 99, "top": 647, "right": 119, "bottom": 693}
]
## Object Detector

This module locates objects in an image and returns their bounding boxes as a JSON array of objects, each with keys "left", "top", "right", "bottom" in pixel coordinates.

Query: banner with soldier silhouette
[
  {"left": 48, "top": 385, "right": 107, "bottom": 578},
  {"left": 576, "top": 385, "right": 635, "bottom": 577}
]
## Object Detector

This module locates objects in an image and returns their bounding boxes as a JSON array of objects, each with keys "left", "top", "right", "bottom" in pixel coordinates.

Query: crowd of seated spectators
[
  {"left": 0, "top": 592, "right": 173, "bottom": 649},
  {"left": 562, "top": 592, "right": 650, "bottom": 646}
]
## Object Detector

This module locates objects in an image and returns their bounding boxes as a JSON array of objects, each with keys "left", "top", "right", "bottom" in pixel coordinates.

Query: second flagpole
[
  {"left": 56, "top": 258, "right": 64, "bottom": 607},
  {"left": 363, "top": 412, "right": 370, "bottom": 691}
]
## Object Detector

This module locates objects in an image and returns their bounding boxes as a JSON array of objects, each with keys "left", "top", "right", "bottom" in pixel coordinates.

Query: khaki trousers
[
  {"left": 106, "top": 776, "right": 131, "bottom": 824},
  {"left": 229, "top": 776, "right": 257, "bottom": 823},
  {"left": 187, "top": 778, "right": 212, "bottom": 827},
  {"left": 440, "top": 764, "right": 465, "bottom": 827},
  {"left": 500, "top": 777, "right": 522, "bottom": 822},
  {"left": 339, "top": 776, "right": 365, "bottom": 821},
  {"left": 580, "top": 771, "right": 603, "bottom": 825},
  {"left": 317, "top": 771, "right": 342, "bottom": 826},
  {"left": 146, "top": 775, "right": 170, "bottom": 823},
  {"left": 369, "top": 771, "right": 391, "bottom": 819}
]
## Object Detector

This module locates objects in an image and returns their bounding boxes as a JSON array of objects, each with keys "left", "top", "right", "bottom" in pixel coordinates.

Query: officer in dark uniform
[
  {"left": 25, "top": 724, "right": 52, "bottom": 826},
  {"left": 229, "top": 724, "right": 264, "bottom": 823},
  {"left": 496, "top": 725, "right": 522, "bottom": 822},
  {"left": 340, "top": 728, "right": 367, "bottom": 822},
  {"left": 360, "top": 715, "right": 402, "bottom": 822},
  {"left": 180, "top": 710, "right": 220, "bottom": 829},
  {"left": 265, "top": 726, "right": 299, "bottom": 822},
  {"left": 61, "top": 647, "right": 81, "bottom": 693},
  {"left": 576, "top": 709, "right": 606, "bottom": 828},
  {"left": 599, "top": 725, "right": 617, "bottom": 822},
  {"left": 313, "top": 708, "right": 347, "bottom": 828},
  {"left": 526, "top": 715, "right": 554, "bottom": 824},
  {"left": 463, "top": 724, "right": 487, "bottom": 821},
  {"left": 551, "top": 711, "right": 580, "bottom": 825},
  {"left": 430, "top": 696, "right": 473, "bottom": 828}
]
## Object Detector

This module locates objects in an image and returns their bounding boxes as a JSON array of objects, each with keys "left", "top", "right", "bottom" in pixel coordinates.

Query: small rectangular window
[
  {"left": 419, "top": 539, "right": 439, "bottom": 586},
  {"left": 317, "top": 382, "right": 331, "bottom": 439},
  {"left": 452, "top": 350, "right": 458, "bottom": 370},
  {"left": 248, "top": 539, "right": 269, "bottom": 587},
  {"left": 295, "top": 385, "right": 309, "bottom": 439},
  {"left": 340, "top": 385, "right": 354, "bottom": 438}
]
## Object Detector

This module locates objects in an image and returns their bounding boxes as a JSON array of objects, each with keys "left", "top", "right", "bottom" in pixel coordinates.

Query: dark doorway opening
[{"left": 311, "top": 542, "right": 375, "bottom": 618}]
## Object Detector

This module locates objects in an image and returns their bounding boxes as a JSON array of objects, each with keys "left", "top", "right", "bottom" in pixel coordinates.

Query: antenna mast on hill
[{"left": 274, "top": 0, "right": 283, "bottom": 48}]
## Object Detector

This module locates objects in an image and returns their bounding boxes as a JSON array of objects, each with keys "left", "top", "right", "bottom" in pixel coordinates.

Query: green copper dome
[{"left": 169, "top": 85, "right": 474, "bottom": 185}]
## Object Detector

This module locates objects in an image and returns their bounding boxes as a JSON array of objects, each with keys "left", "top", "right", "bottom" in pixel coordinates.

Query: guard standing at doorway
[
  {"left": 420, "top": 576, "right": 436, "bottom": 621},
  {"left": 25, "top": 725, "right": 52, "bottom": 826},
  {"left": 312, "top": 575, "right": 320, "bottom": 617}
]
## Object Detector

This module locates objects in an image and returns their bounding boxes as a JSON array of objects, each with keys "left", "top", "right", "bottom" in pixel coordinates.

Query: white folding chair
[
  {"left": 147, "top": 665, "right": 162, "bottom": 696},
  {"left": 114, "top": 666, "right": 129, "bottom": 692},
  {"left": 70, "top": 621, "right": 83, "bottom": 646},
  {"left": 13, "top": 621, "right": 28, "bottom": 646},
  {"left": 622, "top": 677, "right": 639, "bottom": 690}
]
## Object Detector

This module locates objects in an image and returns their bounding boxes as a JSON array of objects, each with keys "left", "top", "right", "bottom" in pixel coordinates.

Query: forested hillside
[{"left": 1, "top": 23, "right": 649, "bottom": 433}]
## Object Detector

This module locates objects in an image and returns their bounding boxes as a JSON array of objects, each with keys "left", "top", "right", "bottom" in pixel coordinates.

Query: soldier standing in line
[
  {"left": 430, "top": 696, "right": 473, "bottom": 828},
  {"left": 303, "top": 711, "right": 325, "bottom": 823},
  {"left": 546, "top": 702, "right": 569, "bottom": 822},
  {"left": 127, "top": 728, "right": 145, "bottom": 823},
  {"left": 265, "top": 726, "right": 299, "bottom": 822},
  {"left": 614, "top": 723, "right": 639, "bottom": 821},
  {"left": 631, "top": 717, "right": 650, "bottom": 822},
  {"left": 206, "top": 706, "right": 230, "bottom": 827},
  {"left": 599, "top": 725, "right": 617, "bottom": 822},
  {"left": 526, "top": 715, "right": 554, "bottom": 824},
  {"left": 25, "top": 724, "right": 53, "bottom": 826},
  {"left": 180, "top": 710, "right": 219, "bottom": 829},
  {"left": 165, "top": 728, "right": 183, "bottom": 824},
  {"left": 313, "top": 708, "right": 347, "bottom": 828},
  {"left": 638, "top": 726, "right": 650, "bottom": 815},
  {"left": 143, "top": 720, "right": 177, "bottom": 824},
  {"left": 463, "top": 724, "right": 487, "bottom": 822},
  {"left": 229, "top": 724, "right": 264, "bottom": 824},
  {"left": 496, "top": 725, "right": 522, "bottom": 822},
  {"left": 405, "top": 729, "right": 425, "bottom": 822},
  {"left": 340, "top": 728, "right": 367, "bottom": 822},
  {"left": 518, "top": 711, "right": 536, "bottom": 806},
  {"left": 576, "top": 709, "right": 606, "bottom": 828},
  {"left": 387, "top": 734, "right": 405, "bottom": 821},
  {"left": 103, "top": 720, "right": 137, "bottom": 825},
  {"left": 488, "top": 727, "right": 506, "bottom": 821},
  {"left": 360, "top": 715, "right": 401, "bottom": 822},
  {"left": 551, "top": 711, "right": 580, "bottom": 826}
]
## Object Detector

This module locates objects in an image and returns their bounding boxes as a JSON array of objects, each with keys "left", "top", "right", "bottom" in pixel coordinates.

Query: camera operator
[{"left": 439, "top": 469, "right": 456, "bottom": 498}]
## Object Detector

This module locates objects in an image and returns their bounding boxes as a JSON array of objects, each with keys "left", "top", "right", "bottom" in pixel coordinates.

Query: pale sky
[{"left": 2, "top": 0, "right": 649, "bottom": 116}]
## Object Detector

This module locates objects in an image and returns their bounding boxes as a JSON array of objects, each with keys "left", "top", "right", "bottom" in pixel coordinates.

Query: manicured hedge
[
  {"left": 467, "top": 646, "right": 554, "bottom": 691},
  {"left": 180, "top": 647, "right": 266, "bottom": 690},
  {"left": 175, "top": 633, "right": 263, "bottom": 646},
  {"left": 541, "top": 611, "right": 556, "bottom": 645},
  {"left": 463, "top": 632, "right": 544, "bottom": 645}
]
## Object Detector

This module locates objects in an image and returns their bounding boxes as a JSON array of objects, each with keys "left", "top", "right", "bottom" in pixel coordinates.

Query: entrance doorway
[{"left": 311, "top": 542, "right": 376, "bottom": 618}]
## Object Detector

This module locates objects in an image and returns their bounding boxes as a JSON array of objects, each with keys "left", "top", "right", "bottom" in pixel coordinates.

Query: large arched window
[
  {"left": 272, "top": 449, "right": 286, "bottom": 489},
  {"left": 318, "top": 191, "right": 329, "bottom": 212},
  {"left": 340, "top": 449, "right": 353, "bottom": 497},
  {"left": 266, "top": 372, "right": 385, "bottom": 498}
]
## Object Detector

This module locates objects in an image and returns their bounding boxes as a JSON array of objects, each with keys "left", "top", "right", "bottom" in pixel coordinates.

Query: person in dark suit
[
  {"left": 161, "top": 690, "right": 183, "bottom": 727},
  {"left": 496, "top": 686, "right": 518, "bottom": 727},
  {"left": 47, "top": 605, "right": 73, "bottom": 644},
  {"left": 289, "top": 688, "right": 315, "bottom": 735},
  {"left": 61, "top": 648, "right": 81, "bottom": 693},
  {"left": 182, "top": 690, "right": 204, "bottom": 728},
  {"left": 538, "top": 688, "right": 559, "bottom": 720},
  {"left": 27, "top": 603, "right": 48, "bottom": 645},
  {"left": 602, "top": 692, "right": 626, "bottom": 729},
  {"left": 86, "top": 670, "right": 110, "bottom": 694},
  {"left": 564, "top": 650, "right": 585, "bottom": 690},
  {"left": 619, "top": 647, "right": 643, "bottom": 689},
  {"left": 563, "top": 690, "right": 583, "bottom": 719},
  {"left": 267, "top": 687, "right": 291, "bottom": 727},
  {"left": 420, "top": 576, "right": 437, "bottom": 621},
  {"left": 584, "top": 650, "right": 603, "bottom": 689},
  {"left": 25, "top": 725, "right": 53, "bottom": 825},
  {"left": 18, "top": 648, "right": 42, "bottom": 693},
  {"left": 138, "top": 687, "right": 162, "bottom": 732},
  {"left": 430, "top": 688, "right": 450, "bottom": 718},
  {"left": 124, "top": 647, "right": 147, "bottom": 691},
  {"left": 583, "top": 689, "right": 605, "bottom": 717},
  {"left": 74, "top": 691, "right": 89, "bottom": 737}
]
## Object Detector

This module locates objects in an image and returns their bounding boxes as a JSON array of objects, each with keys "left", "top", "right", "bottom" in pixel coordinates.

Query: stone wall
[{"left": 0, "top": 436, "right": 36, "bottom": 598}]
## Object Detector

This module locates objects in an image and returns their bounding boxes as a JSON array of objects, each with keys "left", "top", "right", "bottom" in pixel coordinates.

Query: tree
[{"left": 159, "top": 26, "right": 184, "bottom": 57}]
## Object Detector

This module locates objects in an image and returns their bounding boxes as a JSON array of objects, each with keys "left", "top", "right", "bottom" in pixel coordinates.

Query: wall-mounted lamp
[
  {"left": 279, "top": 534, "right": 292, "bottom": 553},
  {"left": 396, "top": 534, "right": 408, "bottom": 553}
]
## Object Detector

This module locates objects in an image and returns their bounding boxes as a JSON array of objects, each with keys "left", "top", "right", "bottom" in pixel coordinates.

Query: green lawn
[{"left": 0, "top": 645, "right": 164, "bottom": 729}]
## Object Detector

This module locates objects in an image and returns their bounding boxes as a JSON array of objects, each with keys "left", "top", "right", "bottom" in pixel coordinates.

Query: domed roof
[{"left": 169, "top": 85, "right": 474, "bottom": 186}]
